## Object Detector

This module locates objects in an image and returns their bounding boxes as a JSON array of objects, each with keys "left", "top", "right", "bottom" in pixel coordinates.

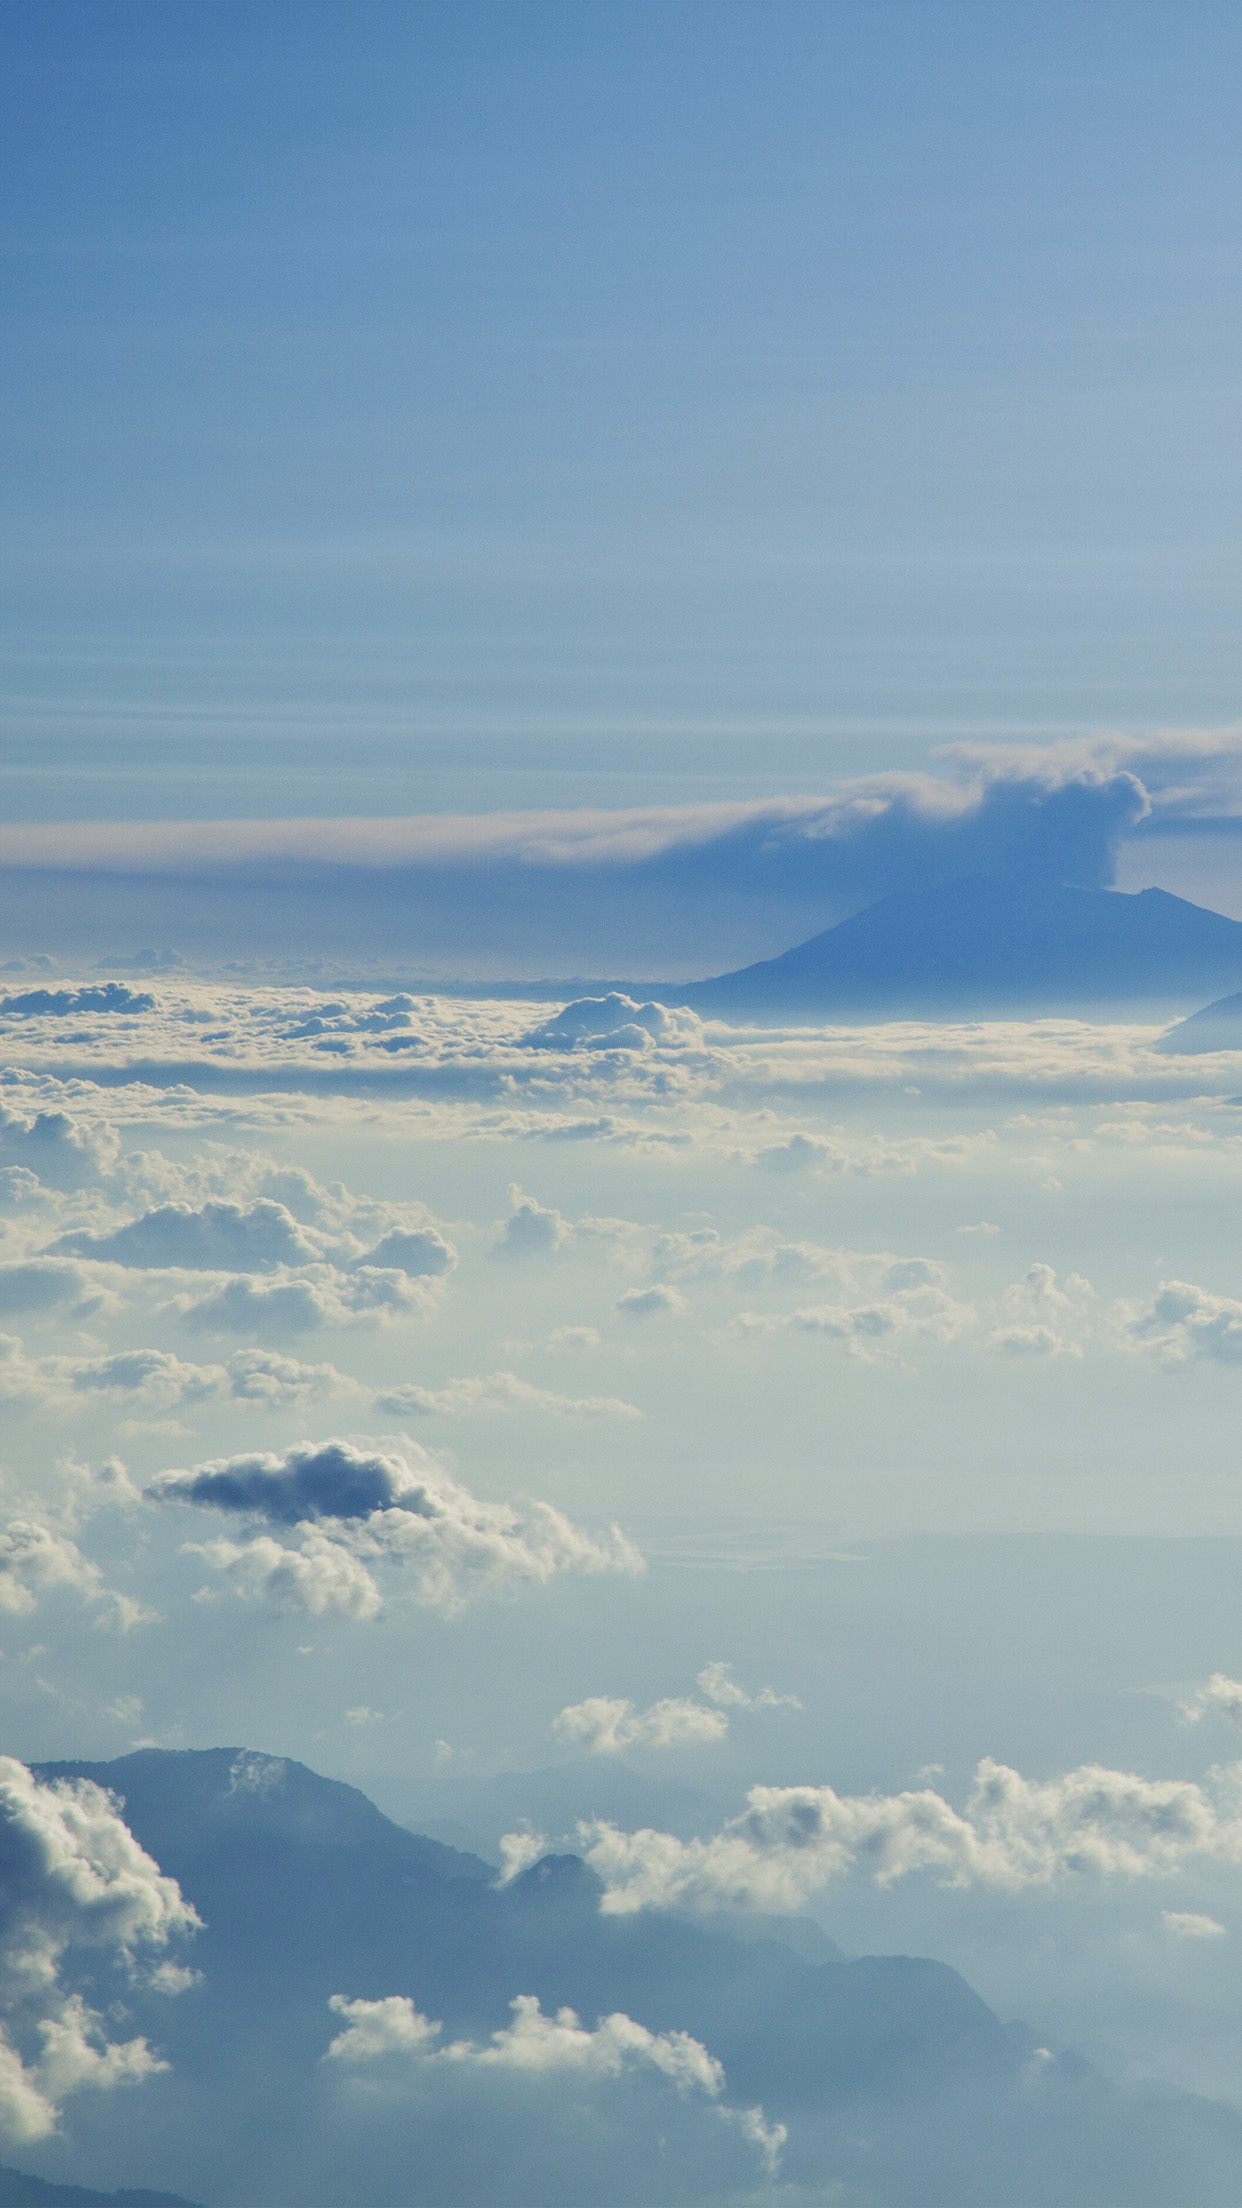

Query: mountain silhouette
[
  {"left": 1153, "top": 988, "right": 1242, "bottom": 1053},
  {"left": 665, "top": 876, "right": 1242, "bottom": 1018}
]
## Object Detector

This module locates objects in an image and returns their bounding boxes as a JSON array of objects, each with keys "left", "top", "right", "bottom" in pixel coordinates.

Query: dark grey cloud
[{"left": 147, "top": 1439, "right": 415, "bottom": 1525}]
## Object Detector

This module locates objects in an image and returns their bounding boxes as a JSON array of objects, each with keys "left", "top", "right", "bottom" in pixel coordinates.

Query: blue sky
[{"left": 4, "top": 0, "right": 1242, "bottom": 824}]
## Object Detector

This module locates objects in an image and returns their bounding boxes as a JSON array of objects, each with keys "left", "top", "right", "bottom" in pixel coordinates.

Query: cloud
[
  {"left": 374, "top": 1372, "right": 641, "bottom": 1421},
  {"left": 1125, "top": 1280, "right": 1242, "bottom": 1366},
  {"left": 0, "top": 1758, "right": 199, "bottom": 2142},
  {"left": 323, "top": 1992, "right": 784, "bottom": 2174},
  {"left": 696, "top": 1661, "right": 801, "bottom": 1712},
  {"left": 491, "top": 1188, "right": 569, "bottom": 1259},
  {"left": 987, "top": 1264, "right": 1093, "bottom": 1358},
  {"left": 177, "top": 1264, "right": 436, "bottom": 1334},
  {"left": 190, "top": 1529, "right": 385, "bottom": 1621},
  {"left": 146, "top": 1438, "right": 643, "bottom": 1616},
  {"left": 556, "top": 1755, "right": 1242, "bottom": 1916},
  {"left": 550, "top": 1664, "right": 799, "bottom": 1754},
  {"left": 56, "top": 1197, "right": 317, "bottom": 1270},
  {"left": 0, "top": 1520, "right": 105, "bottom": 1616},
  {"left": 0, "top": 1259, "right": 103, "bottom": 1320},
  {"left": 615, "top": 1285, "right": 687, "bottom": 1320},
  {"left": 521, "top": 996, "right": 701, "bottom": 1053},
  {"left": 1162, "top": 1910, "right": 1227, "bottom": 1939},
  {"left": 0, "top": 1515, "right": 152, "bottom": 1634},
  {"left": 0, "top": 984, "right": 155, "bottom": 1017},
  {"left": 358, "top": 1227, "right": 456, "bottom": 1277},
  {"left": 1180, "top": 1674, "right": 1242, "bottom": 1726},
  {"left": 551, "top": 1697, "right": 728, "bottom": 1755},
  {"left": 0, "top": 1105, "right": 116, "bottom": 1191},
  {"left": 547, "top": 1326, "right": 601, "bottom": 1351},
  {"left": 0, "top": 739, "right": 1181, "bottom": 971}
]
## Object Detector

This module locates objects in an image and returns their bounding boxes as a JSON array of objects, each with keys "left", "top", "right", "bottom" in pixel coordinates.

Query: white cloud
[
  {"left": 553, "top": 1756, "right": 1242, "bottom": 1916},
  {"left": 374, "top": 1371, "right": 641, "bottom": 1421},
  {"left": 0, "top": 1758, "right": 199, "bottom": 2142},
  {"left": 696, "top": 1661, "right": 801, "bottom": 1712},
  {"left": 148, "top": 1438, "right": 643, "bottom": 1617},
  {"left": 176, "top": 1263, "right": 437, "bottom": 1334},
  {"left": 191, "top": 1530, "right": 384, "bottom": 1621},
  {"left": 0, "top": 1338, "right": 353, "bottom": 1417},
  {"left": 0, "top": 1104, "right": 116, "bottom": 1191},
  {"left": 1180, "top": 1673, "right": 1242, "bottom": 1726},
  {"left": 547, "top": 1326, "right": 601, "bottom": 1351},
  {"left": 521, "top": 995, "right": 700, "bottom": 1054},
  {"left": 324, "top": 1992, "right": 784, "bottom": 2172},
  {"left": 551, "top": 1696, "right": 728, "bottom": 1755},
  {"left": 550, "top": 1664, "right": 799, "bottom": 1754},
  {"left": 0, "top": 1519, "right": 151, "bottom": 1632},
  {"left": 1162, "top": 1910, "right": 1226, "bottom": 1939},
  {"left": 987, "top": 1263, "right": 1092, "bottom": 1359},
  {"left": 491, "top": 1188, "right": 569, "bottom": 1259},
  {"left": 1125, "top": 1281, "right": 1242, "bottom": 1366},
  {"left": 0, "top": 1521, "right": 103, "bottom": 1616}
]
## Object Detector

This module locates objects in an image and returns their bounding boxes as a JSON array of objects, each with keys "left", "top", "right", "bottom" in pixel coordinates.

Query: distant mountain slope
[
  {"left": 669, "top": 876, "right": 1242, "bottom": 1017},
  {"left": 24, "top": 1747, "right": 1242, "bottom": 2208},
  {"left": 1153, "top": 989, "right": 1242, "bottom": 1053},
  {"left": 0, "top": 2173, "right": 200, "bottom": 2208}
]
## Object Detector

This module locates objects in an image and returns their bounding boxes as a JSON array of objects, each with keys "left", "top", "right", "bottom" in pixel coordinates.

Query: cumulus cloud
[
  {"left": 374, "top": 1372, "right": 641, "bottom": 1421},
  {"left": 551, "top": 1697, "right": 729, "bottom": 1755},
  {"left": 1125, "top": 1281, "right": 1242, "bottom": 1366},
  {"left": 358, "top": 1227, "right": 456, "bottom": 1277},
  {"left": 550, "top": 1756, "right": 1242, "bottom": 1916},
  {"left": 987, "top": 1263, "right": 1093, "bottom": 1358},
  {"left": 324, "top": 1992, "right": 784, "bottom": 2173},
  {"left": 146, "top": 1438, "right": 643, "bottom": 1616},
  {"left": 0, "top": 1518, "right": 151, "bottom": 1632},
  {"left": 696, "top": 1661, "right": 801, "bottom": 1712},
  {"left": 0, "top": 1259, "right": 103, "bottom": 1321},
  {"left": 0, "top": 1521, "right": 105, "bottom": 1616},
  {"left": 56, "top": 1198, "right": 318, "bottom": 1271},
  {"left": 0, "top": 1105, "right": 116, "bottom": 1191},
  {"left": 491, "top": 1188, "right": 569, "bottom": 1260},
  {"left": 0, "top": 1758, "right": 199, "bottom": 2142},
  {"left": 551, "top": 1664, "right": 799, "bottom": 1754},
  {"left": 521, "top": 996, "right": 700, "bottom": 1053},
  {"left": 0, "top": 1337, "right": 352, "bottom": 1418},
  {"left": 177, "top": 1263, "right": 436, "bottom": 1334}
]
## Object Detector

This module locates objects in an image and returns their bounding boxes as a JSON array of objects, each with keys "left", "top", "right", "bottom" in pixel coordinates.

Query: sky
[
  {"left": 4, "top": 7, "right": 1242, "bottom": 2204},
  {"left": 4, "top": 1, "right": 1242, "bottom": 828}
]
